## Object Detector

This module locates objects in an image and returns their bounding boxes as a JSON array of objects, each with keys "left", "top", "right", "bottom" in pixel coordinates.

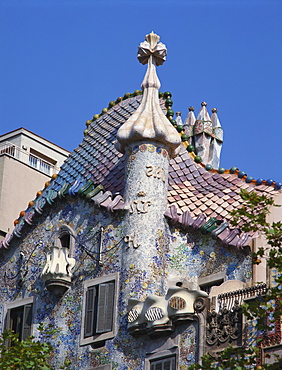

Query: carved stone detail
[
  {"left": 41, "top": 239, "right": 76, "bottom": 297},
  {"left": 206, "top": 301, "right": 242, "bottom": 348},
  {"left": 146, "top": 165, "right": 165, "bottom": 182},
  {"left": 116, "top": 32, "right": 181, "bottom": 158},
  {"left": 194, "top": 297, "right": 206, "bottom": 313},
  {"left": 124, "top": 233, "right": 140, "bottom": 249},
  {"left": 127, "top": 285, "right": 208, "bottom": 337},
  {"left": 129, "top": 200, "right": 152, "bottom": 214}
]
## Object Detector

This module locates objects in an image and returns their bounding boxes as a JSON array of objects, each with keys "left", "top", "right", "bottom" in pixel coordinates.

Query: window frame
[
  {"left": 4, "top": 297, "right": 34, "bottom": 341},
  {"left": 145, "top": 346, "right": 179, "bottom": 370},
  {"left": 80, "top": 273, "right": 119, "bottom": 346},
  {"left": 150, "top": 355, "right": 176, "bottom": 370},
  {"left": 198, "top": 271, "right": 226, "bottom": 295},
  {"left": 58, "top": 224, "right": 76, "bottom": 258}
]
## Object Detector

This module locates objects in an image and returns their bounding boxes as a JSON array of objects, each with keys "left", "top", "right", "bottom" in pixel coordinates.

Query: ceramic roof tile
[
  {"left": 172, "top": 163, "right": 180, "bottom": 170},
  {"left": 210, "top": 203, "right": 218, "bottom": 210},
  {"left": 177, "top": 183, "right": 186, "bottom": 189},
  {"left": 216, "top": 206, "right": 224, "bottom": 214},
  {"left": 194, "top": 199, "right": 202, "bottom": 207},
  {"left": 177, "top": 200, "right": 186, "bottom": 207},
  {"left": 217, "top": 198, "right": 224, "bottom": 205},
  {"left": 174, "top": 156, "right": 182, "bottom": 164},
  {"left": 190, "top": 179, "right": 198, "bottom": 186},
  {"left": 232, "top": 201, "right": 241, "bottom": 207},
  {"left": 205, "top": 209, "right": 213, "bottom": 216},
  {"left": 199, "top": 204, "right": 207, "bottom": 212},
  {"left": 205, "top": 199, "right": 213, "bottom": 207},
  {"left": 206, "top": 193, "right": 215, "bottom": 199},
  {"left": 217, "top": 192, "right": 225, "bottom": 198},
  {"left": 181, "top": 187, "right": 190, "bottom": 193},
  {"left": 193, "top": 208, "right": 202, "bottom": 216},
  {"left": 226, "top": 205, "right": 234, "bottom": 212}
]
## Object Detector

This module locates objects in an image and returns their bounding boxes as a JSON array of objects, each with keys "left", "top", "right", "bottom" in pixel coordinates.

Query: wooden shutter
[
  {"left": 5, "top": 308, "right": 11, "bottom": 331},
  {"left": 96, "top": 281, "right": 115, "bottom": 334},
  {"left": 84, "top": 286, "right": 96, "bottom": 337},
  {"left": 22, "top": 304, "right": 33, "bottom": 340}
]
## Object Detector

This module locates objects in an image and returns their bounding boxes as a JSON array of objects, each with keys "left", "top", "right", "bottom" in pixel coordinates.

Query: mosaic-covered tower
[{"left": 116, "top": 32, "right": 181, "bottom": 298}]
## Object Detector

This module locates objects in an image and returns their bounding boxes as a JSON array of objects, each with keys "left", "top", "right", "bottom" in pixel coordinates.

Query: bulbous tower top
[{"left": 115, "top": 32, "right": 181, "bottom": 158}]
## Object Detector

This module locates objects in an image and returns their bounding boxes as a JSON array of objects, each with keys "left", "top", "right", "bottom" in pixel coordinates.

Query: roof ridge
[
  {"left": 164, "top": 204, "right": 252, "bottom": 249},
  {"left": 0, "top": 182, "right": 127, "bottom": 249}
]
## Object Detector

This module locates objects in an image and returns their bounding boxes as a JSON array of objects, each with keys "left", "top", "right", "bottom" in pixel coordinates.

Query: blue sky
[{"left": 0, "top": 0, "right": 282, "bottom": 182}]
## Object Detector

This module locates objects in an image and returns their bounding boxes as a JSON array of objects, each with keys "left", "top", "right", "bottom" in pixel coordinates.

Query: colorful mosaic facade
[
  {"left": 0, "top": 197, "right": 252, "bottom": 369},
  {"left": 0, "top": 32, "right": 281, "bottom": 369}
]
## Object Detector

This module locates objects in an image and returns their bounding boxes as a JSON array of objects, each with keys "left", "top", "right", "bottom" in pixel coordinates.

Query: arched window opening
[{"left": 58, "top": 225, "right": 76, "bottom": 257}]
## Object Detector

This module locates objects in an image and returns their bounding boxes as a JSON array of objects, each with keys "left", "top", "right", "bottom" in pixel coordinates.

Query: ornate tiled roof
[
  {"left": 167, "top": 145, "right": 278, "bottom": 221},
  {"left": 51, "top": 95, "right": 146, "bottom": 194},
  {"left": 1, "top": 94, "right": 280, "bottom": 249}
]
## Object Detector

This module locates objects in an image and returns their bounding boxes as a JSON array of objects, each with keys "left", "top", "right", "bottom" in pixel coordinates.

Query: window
[
  {"left": 58, "top": 224, "right": 76, "bottom": 257},
  {"left": 28, "top": 148, "right": 57, "bottom": 175},
  {"left": 39, "top": 160, "right": 51, "bottom": 175},
  {"left": 5, "top": 298, "right": 33, "bottom": 341},
  {"left": 145, "top": 342, "right": 178, "bottom": 370},
  {"left": 198, "top": 272, "right": 225, "bottom": 295},
  {"left": 199, "top": 279, "right": 224, "bottom": 294},
  {"left": 150, "top": 356, "right": 176, "bottom": 370},
  {"left": 81, "top": 273, "right": 119, "bottom": 346},
  {"left": 29, "top": 154, "right": 38, "bottom": 169}
]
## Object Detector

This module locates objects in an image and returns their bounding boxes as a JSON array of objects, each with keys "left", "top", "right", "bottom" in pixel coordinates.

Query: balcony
[
  {"left": 0, "top": 141, "right": 60, "bottom": 176},
  {"left": 217, "top": 283, "right": 267, "bottom": 311}
]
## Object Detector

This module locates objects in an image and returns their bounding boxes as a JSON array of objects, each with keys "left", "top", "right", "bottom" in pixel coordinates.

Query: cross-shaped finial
[{"left": 137, "top": 31, "right": 167, "bottom": 66}]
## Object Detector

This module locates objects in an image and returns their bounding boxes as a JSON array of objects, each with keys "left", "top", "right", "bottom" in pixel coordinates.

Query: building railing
[
  {"left": 217, "top": 283, "right": 267, "bottom": 311},
  {"left": 0, "top": 141, "right": 60, "bottom": 176}
]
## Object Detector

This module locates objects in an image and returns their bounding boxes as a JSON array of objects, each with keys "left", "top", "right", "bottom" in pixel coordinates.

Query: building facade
[
  {"left": 0, "top": 127, "right": 69, "bottom": 238},
  {"left": 0, "top": 33, "right": 281, "bottom": 369}
]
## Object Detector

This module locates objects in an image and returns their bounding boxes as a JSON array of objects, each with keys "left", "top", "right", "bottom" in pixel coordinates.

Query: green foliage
[
  {"left": 0, "top": 324, "right": 71, "bottom": 370},
  {"left": 188, "top": 189, "right": 282, "bottom": 369},
  {"left": 188, "top": 346, "right": 259, "bottom": 369},
  {"left": 0, "top": 330, "right": 54, "bottom": 370}
]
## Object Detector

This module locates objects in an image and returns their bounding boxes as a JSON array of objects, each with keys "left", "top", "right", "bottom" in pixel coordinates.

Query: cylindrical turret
[{"left": 115, "top": 32, "right": 181, "bottom": 298}]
